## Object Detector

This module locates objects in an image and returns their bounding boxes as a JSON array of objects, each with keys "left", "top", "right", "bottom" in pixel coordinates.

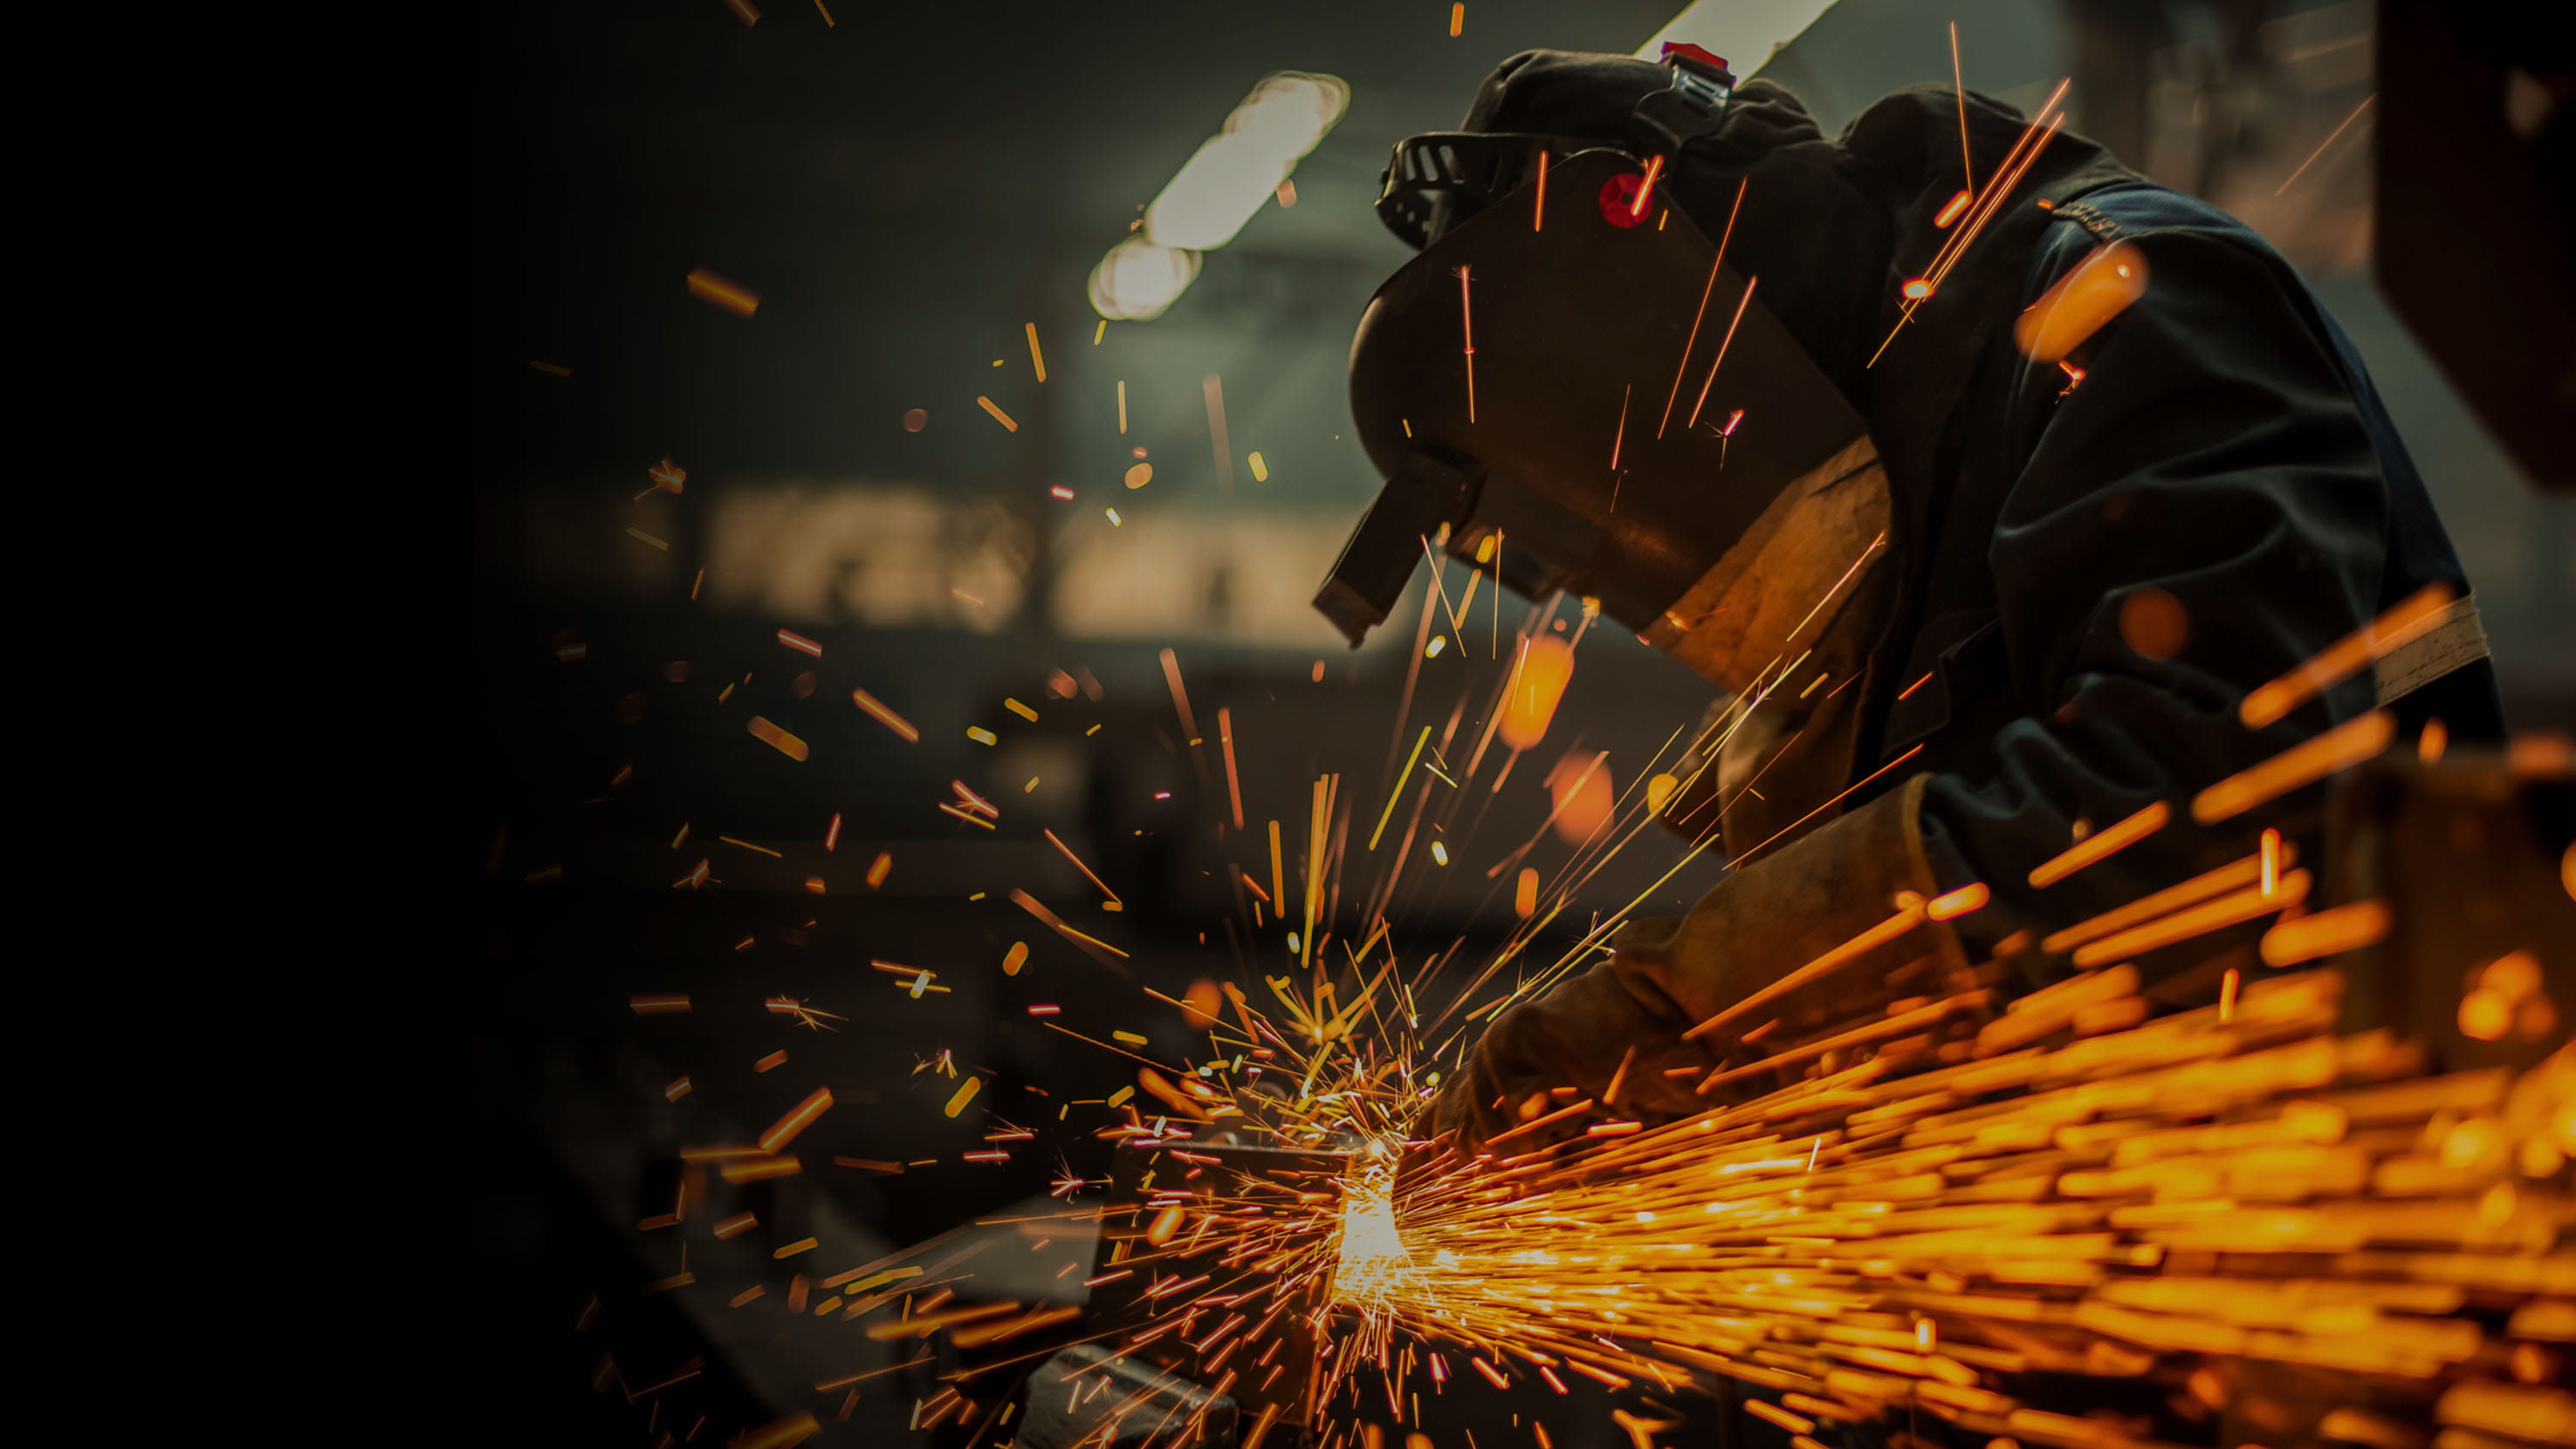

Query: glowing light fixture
[
  {"left": 1088, "top": 72, "right": 1348, "bottom": 321},
  {"left": 1088, "top": 237, "right": 1201, "bottom": 321}
]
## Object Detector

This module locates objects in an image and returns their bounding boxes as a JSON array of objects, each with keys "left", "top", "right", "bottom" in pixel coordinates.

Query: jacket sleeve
[{"left": 1912, "top": 223, "right": 2393, "bottom": 991}]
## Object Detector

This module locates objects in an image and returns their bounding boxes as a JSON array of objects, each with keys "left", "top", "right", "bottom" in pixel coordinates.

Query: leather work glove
[{"left": 1426, "top": 776, "right": 1967, "bottom": 1155}]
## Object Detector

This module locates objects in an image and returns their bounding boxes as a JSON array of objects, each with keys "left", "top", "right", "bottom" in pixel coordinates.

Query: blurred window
[
  {"left": 706, "top": 483, "right": 1354, "bottom": 646},
  {"left": 1053, "top": 510, "right": 1355, "bottom": 646},
  {"left": 706, "top": 482, "right": 1029, "bottom": 630}
]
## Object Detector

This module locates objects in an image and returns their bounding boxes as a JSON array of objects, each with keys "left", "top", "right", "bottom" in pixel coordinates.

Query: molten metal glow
[
  {"left": 2013, "top": 240, "right": 2148, "bottom": 363},
  {"left": 1334, "top": 1174, "right": 1417, "bottom": 1305},
  {"left": 1501, "top": 638, "right": 1576, "bottom": 751}
]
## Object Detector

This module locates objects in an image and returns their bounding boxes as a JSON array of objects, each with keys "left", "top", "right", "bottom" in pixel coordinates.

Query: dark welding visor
[{"left": 1314, "top": 142, "right": 1878, "bottom": 662}]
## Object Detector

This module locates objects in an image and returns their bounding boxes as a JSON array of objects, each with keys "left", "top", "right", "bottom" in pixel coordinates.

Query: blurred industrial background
[{"left": 465, "top": 0, "right": 2572, "bottom": 1440}]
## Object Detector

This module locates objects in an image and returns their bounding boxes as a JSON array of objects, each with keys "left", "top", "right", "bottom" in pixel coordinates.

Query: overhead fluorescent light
[
  {"left": 1145, "top": 73, "right": 1349, "bottom": 251},
  {"left": 1090, "top": 71, "right": 1349, "bottom": 321},
  {"left": 1087, "top": 237, "right": 1203, "bottom": 321},
  {"left": 1636, "top": 0, "right": 1838, "bottom": 74}
]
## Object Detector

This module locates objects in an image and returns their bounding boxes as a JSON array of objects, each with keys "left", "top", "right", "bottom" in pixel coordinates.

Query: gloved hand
[
  {"left": 1424, "top": 777, "right": 1966, "bottom": 1155},
  {"left": 1425, "top": 953, "right": 1728, "bottom": 1152}
]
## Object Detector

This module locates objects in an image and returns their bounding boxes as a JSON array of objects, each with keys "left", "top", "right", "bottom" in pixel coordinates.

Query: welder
[{"left": 1310, "top": 48, "right": 2507, "bottom": 1150}]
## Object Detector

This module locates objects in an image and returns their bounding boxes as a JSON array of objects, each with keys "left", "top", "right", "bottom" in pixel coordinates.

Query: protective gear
[
  {"left": 1316, "top": 52, "right": 1898, "bottom": 698},
  {"left": 1371, "top": 44, "right": 1739, "bottom": 252},
  {"left": 1433, "top": 776, "right": 1964, "bottom": 1152},
  {"left": 1406, "top": 53, "right": 2504, "bottom": 1151}
]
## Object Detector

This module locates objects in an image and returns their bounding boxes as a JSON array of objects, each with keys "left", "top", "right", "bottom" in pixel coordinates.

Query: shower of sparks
[
  {"left": 592, "top": 552, "right": 2573, "bottom": 1441},
  {"left": 575, "top": 94, "right": 2576, "bottom": 1446}
]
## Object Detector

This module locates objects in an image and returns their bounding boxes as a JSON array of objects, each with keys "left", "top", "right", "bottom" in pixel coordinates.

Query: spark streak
[
  {"left": 1659, "top": 179, "right": 1745, "bottom": 439},
  {"left": 1458, "top": 265, "right": 1476, "bottom": 424},
  {"left": 2275, "top": 94, "right": 2377, "bottom": 197},
  {"left": 2191, "top": 711, "right": 2395, "bottom": 824},
  {"left": 2241, "top": 584, "right": 2458, "bottom": 728},
  {"left": 1685, "top": 276, "right": 1759, "bottom": 429},
  {"left": 2027, "top": 801, "right": 2171, "bottom": 888}
]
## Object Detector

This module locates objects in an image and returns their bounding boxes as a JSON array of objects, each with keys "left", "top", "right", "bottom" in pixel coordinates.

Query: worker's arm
[
  {"left": 1913, "top": 221, "right": 2395, "bottom": 992},
  {"left": 1430, "top": 774, "right": 1950, "bottom": 1148},
  {"left": 1431, "top": 225, "right": 2400, "bottom": 1150}
]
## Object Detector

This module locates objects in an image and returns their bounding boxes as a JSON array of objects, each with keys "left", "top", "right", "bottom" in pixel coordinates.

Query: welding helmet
[{"left": 1314, "top": 47, "right": 1888, "bottom": 684}]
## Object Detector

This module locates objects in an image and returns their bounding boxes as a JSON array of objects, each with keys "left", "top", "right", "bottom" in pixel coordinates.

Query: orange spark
[
  {"left": 1686, "top": 900, "right": 1925, "bottom": 1040},
  {"left": 2027, "top": 801, "right": 2170, "bottom": 887},
  {"left": 1459, "top": 264, "right": 1476, "bottom": 424},
  {"left": 1629, "top": 155, "right": 1663, "bottom": 221},
  {"left": 1927, "top": 881, "right": 1990, "bottom": 921},
  {"left": 2013, "top": 241, "right": 2149, "bottom": 363},
  {"left": 1159, "top": 646, "right": 1201, "bottom": 743},
  {"left": 1501, "top": 638, "right": 1576, "bottom": 751},
  {"left": 1220, "top": 706, "right": 1245, "bottom": 830},
  {"left": 2071, "top": 869, "right": 2310, "bottom": 968},
  {"left": 1012, "top": 888, "right": 1131, "bottom": 965},
  {"left": 2043, "top": 847, "right": 2284, "bottom": 955},
  {"left": 1685, "top": 275, "right": 1759, "bottom": 428},
  {"left": 748, "top": 716, "right": 808, "bottom": 761},
  {"left": 686, "top": 269, "right": 758, "bottom": 315},
  {"left": 2258, "top": 898, "right": 2391, "bottom": 967},
  {"left": 2190, "top": 710, "right": 2394, "bottom": 824},
  {"left": 2275, "top": 94, "right": 2376, "bottom": 197},
  {"left": 2239, "top": 583, "right": 2458, "bottom": 728},
  {"left": 1950, "top": 21, "right": 1973, "bottom": 191},
  {"left": 759, "top": 1088, "right": 833, "bottom": 1154}
]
